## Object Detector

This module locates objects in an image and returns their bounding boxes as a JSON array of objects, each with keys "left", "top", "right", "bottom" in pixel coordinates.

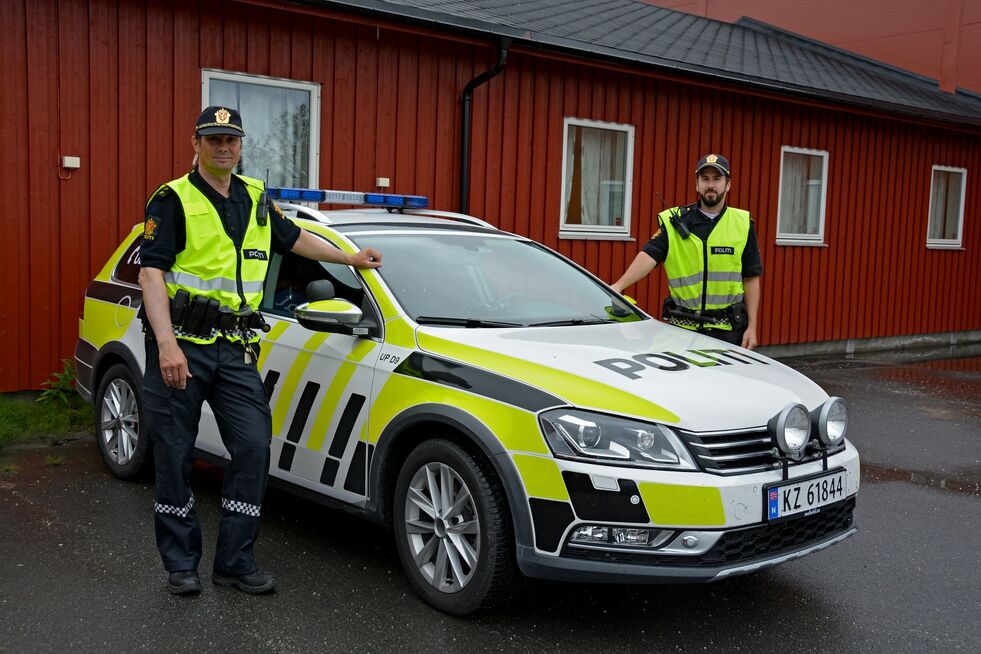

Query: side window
[
  {"left": 262, "top": 252, "right": 366, "bottom": 318},
  {"left": 776, "top": 146, "right": 829, "bottom": 245},
  {"left": 113, "top": 236, "right": 144, "bottom": 286},
  {"left": 927, "top": 165, "right": 967, "bottom": 249},
  {"left": 559, "top": 117, "right": 634, "bottom": 240}
]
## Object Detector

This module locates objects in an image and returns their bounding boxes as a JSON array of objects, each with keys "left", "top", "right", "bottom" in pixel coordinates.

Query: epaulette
[{"left": 145, "top": 184, "right": 172, "bottom": 210}]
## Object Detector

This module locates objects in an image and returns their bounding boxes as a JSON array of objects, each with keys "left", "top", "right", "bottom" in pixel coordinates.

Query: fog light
[
  {"left": 571, "top": 525, "right": 610, "bottom": 543},
  {"left": 613, "top": 528, "right": 650, "bottom": 545}
]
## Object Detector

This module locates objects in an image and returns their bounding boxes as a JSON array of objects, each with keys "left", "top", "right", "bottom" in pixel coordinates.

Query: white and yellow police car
[{"left": 75, "top": 188, "right": 859, "bottom": 615}]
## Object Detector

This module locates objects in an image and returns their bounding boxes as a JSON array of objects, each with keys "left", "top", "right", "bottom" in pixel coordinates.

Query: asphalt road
[{"left": 1, "top": 351, "right": 979, "bottom": 653}]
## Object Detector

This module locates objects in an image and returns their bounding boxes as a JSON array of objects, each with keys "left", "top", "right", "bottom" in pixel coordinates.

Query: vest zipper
[
  {"left": 700, "top": 239, "right": 708, "bottom": 315},
  {"left": 235, "top": 242, "right": 246, "bottom": 311}
]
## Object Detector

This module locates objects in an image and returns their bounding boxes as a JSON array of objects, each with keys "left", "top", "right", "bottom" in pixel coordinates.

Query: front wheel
[
  {"left": 393, "top": 439, "right": 517, "bottom": 615},
  {"left": 94, "top": 363, "right": 151, "bottom": 480}
]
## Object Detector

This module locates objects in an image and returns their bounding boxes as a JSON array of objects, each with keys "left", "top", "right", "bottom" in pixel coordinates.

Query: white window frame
[
  {"left": 926, "top": 165, "right": 967, "bottom": 249},
  {"left": 776, "top": 146, "right": 829, "bottom": 246},
  {"left": 559, "top": 117, "right": 635, "bottom": 241},
  {"left": 201, "top": 69, "right": 320, "bottom": 188}
]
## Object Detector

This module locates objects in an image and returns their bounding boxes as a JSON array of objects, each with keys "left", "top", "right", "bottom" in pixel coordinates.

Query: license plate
[{"left": 766, "top": 469, "right": 846, "bottom": 520}]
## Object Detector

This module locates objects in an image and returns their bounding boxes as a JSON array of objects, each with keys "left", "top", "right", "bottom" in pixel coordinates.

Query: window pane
[
  {"left": 779, "top": 151, "right": 824, "bottom": 237},
  {"left": 929, "top": 170, "right": 964, "bottom": 242},
  {"left": 210, "top": 79, "right": 312, "bottom": 187},
  {"left": 563, "top": 124, "right": 628, "bottom": 228}
]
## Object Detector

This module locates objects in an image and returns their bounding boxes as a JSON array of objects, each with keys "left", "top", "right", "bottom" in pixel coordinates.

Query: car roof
[{"left": 278, "top": 202, "right": 502, "bottom": 233}]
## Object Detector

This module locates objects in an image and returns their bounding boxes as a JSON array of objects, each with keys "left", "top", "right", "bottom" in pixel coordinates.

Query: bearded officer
[{"left": 611, "top": 153, "right": 763, "bottom": 349}]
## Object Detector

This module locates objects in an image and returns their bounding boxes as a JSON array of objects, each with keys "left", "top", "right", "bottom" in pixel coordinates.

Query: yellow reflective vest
[
  {"left": 147, "top": 173, "right": 271, "bottom": 344},
  {"left": 659, "top": 206, "right": 750, "bottom": 332}
]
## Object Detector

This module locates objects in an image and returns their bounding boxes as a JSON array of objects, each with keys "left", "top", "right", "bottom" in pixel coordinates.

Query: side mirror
[{"left": 294, "top": 298, "right": 377, "bottom": 337}]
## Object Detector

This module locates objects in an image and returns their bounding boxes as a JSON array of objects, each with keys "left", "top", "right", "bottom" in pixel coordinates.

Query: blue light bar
[{"left": 267, "top": 187, "right": 429, "bottom": 209}]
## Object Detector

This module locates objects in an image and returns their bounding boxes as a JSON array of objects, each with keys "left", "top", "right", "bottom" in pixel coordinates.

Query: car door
[{"left": 254, "top": 251, "right": 382, "bottom": 506}]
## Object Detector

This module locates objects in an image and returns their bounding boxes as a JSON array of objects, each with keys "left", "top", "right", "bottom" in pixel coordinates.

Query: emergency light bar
[{"left": 267, "top": 187, "right": 429, "bottom": 209}]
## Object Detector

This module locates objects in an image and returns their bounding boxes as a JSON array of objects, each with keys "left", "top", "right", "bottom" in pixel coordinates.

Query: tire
[
  {"left": 94, "top": 363, "right": 151, "bottom": 480},
  {"left": 393, "top": 439, "right": 517, "bottom": 616}
]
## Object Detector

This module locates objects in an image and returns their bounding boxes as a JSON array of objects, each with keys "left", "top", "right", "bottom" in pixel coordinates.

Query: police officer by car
[
  {"left": 611, "top": 154, "right": 763, "bottom": 349},
  {"left": 138, "top": 106, "right": 381, "bottom": 596}
]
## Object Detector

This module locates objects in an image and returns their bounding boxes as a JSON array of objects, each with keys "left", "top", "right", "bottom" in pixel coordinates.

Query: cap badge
[
  {"left": 706, "top": 154, "right": 718, "bottom": 164},
  {"left": 215, "top": 108, "right": 231, "bottom": 125}
]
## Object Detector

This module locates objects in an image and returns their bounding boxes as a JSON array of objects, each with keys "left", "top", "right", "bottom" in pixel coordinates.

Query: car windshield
[{"left": 350, "top": 231, "right": 644, "bottom": 327}]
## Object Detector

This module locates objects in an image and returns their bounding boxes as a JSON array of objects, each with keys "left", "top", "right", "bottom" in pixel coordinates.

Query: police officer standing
[
  {"left": 611, "top": 154, "right": 762, "bottom": 349},
  {"left": 138, "top": 106, "right": 381, "bottom": 596}
]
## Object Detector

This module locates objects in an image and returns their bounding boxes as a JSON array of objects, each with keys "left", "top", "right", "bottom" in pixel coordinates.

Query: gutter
[{"left": 459, "top": 38, "right": 511, "bottom": 214}]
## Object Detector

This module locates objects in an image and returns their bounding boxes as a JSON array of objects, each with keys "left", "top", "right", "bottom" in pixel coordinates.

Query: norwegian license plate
[{"left": 766, "top": 469, "right": 847, "bottom": 520}]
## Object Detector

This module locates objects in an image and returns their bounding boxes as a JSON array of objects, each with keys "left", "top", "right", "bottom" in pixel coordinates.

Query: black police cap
[
  {"left": 695, "top": 153, "right": 730, "bottom": 177},
  {"left": 195, "top": 106, "right": 245, "bottom": 137}
]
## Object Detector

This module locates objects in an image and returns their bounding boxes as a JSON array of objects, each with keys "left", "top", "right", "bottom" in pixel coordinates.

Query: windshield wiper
[
  {"left": 415, "top": 316, "right": 524, "bottom": 328},
  {"left": 527, "top": 317, "right": 612, "bottom": 327}
]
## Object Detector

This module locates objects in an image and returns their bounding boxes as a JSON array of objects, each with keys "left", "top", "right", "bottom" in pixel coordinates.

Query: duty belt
[
  {"left": 662, "top": 298, "right": 744, "bottom": 330},
  {"left": 138, "top": 290, "right": 269, "bottom": 339}
]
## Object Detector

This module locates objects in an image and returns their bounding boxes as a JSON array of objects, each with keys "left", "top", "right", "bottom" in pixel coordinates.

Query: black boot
[
  {"left": 212, "top": 570, "right": 277, "bottom": 594},
  {"left": 167, "top": 571, "right": 202, "bottom": 596}
]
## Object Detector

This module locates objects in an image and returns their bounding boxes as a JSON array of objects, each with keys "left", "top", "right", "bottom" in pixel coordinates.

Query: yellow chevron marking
[
  {"left": 417, "top": 333, "right": 680, "bottom": 423},
  {"left": 306, "top": 341, "right": 378, "bottom": 452},
  {"left": 638, "top": 482, "right": 725, "bottom": 526},
  {"left": 368, "top": 374, "right": 548, "bottom": 454},
  {"left": 271, "top": 332, "right": 330, "bottom": 437},
  {"left": 257, "top": 321, "right": 290, "bottom": 371},
  {"left": 384, "top": 317, "right": 416, "bottom": 349},
  {"left": 512, "top": 454, "right": 569, "bottom": 501}
]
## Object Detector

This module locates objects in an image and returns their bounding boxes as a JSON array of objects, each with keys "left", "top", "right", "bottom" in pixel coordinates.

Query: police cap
[
  {"left": 195, "top": 106, "right": 245, "bottom": 137},
  {"left": 695, "top": 153, "right": 730, "bottom": 177}
]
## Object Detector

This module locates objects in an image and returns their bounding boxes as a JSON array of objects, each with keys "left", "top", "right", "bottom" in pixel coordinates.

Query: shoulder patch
[
  {"left": 651, "top": 227, "right": 662, "bottom": 239},
  {"left": 144, "top": 217, "right": 159, "bottom": 241},
  {"left": 271, "top": 202, "right": 286, "bottom": 220}
]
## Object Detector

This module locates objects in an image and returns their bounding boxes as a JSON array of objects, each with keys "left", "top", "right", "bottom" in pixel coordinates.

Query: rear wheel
[
  {"left": 94, "top": 363, "right": 150, "bottom": 480},
  {"left": 393, "top": 439, "right": 517, "bottom": 615}
]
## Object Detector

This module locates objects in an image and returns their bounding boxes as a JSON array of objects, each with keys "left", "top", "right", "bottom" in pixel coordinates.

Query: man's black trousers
[{"left": 144, "top": 337, "right": 272, "bottom": 576}]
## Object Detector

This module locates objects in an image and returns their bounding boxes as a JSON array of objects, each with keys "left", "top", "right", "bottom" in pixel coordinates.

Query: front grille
[
  {"left": 561, "top": 496, "right": 855, "bottom": 568},
  {"left": 678, "top": 428, "right": 846, "bottom": 475}
]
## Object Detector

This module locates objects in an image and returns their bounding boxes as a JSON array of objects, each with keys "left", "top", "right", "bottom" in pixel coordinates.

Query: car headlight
[
  {"left": 539, "top": 409, "right": 697, "bottom": 470},
  {"left": 768, "top": 403, "right": 811, "bottom": 458},
  {"left": 811, "top": 397, "right": 847, "bottom": 447}
]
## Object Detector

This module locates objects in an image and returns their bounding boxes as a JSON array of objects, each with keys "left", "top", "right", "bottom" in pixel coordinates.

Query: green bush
[
  {"left": 0, "top": 392, "right": 93, "bottom": 449},
  {"left": 38, "top": 359, "right": 77, "bottom": 405}
]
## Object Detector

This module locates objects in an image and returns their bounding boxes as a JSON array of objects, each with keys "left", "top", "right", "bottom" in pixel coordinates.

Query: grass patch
[
  {"left": 44, "top": 455, "right": 66, "bottom": 466},
  {"left": 0, "top": 393, "right": 94, "bottom": 450},
  {"left": 1, "top": 463, "right": 17, "bottom": 474}
]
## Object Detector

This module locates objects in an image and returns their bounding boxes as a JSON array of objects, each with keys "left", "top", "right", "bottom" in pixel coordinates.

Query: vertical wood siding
[{"left": 2, "top": 0, "right": 980, "bottom": 391}]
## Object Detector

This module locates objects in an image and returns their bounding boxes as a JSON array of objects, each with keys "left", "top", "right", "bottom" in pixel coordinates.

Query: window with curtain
[
  {"left": 560, "top": 118, "right": 634, "bottom": 238},
  {"left": 927, "top": 166, "right": 967, "bottom": 248},
  {"left": 777, "top": 147, "right": 829, "bottom": 244},
  {"left": 202, "top": 69, "right": 320, "bottom": 188}
]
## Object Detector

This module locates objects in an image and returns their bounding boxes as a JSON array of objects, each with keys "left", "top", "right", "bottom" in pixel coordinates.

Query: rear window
[{"left": 113, "top": 237, "right": 143, "bottom": 285}]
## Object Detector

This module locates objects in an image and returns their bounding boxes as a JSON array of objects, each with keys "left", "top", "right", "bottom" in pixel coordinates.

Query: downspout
[{"left": 460, "top": 38, "right": 511, "bottom": 214}]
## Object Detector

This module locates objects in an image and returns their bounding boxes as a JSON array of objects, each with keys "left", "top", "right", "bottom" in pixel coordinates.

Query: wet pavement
[{"left": 1, "top": 351, "right": 979, "bottom": 653}]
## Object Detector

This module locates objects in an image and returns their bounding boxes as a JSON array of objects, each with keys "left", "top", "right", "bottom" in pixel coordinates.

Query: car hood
[{"left": 415, "top": 319, "right": 828, "bottom": 432}]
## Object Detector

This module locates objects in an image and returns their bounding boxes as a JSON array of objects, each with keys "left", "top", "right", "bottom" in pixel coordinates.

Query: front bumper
[{"left": 516, "top": 495, "right": 856, "bottom": 583}]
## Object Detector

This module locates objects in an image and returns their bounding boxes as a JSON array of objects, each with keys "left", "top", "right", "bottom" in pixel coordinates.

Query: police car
[{"left": 75, "top": 188, "right": 859, "bottom": 615}]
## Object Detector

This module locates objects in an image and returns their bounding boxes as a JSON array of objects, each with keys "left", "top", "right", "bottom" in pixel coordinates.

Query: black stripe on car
[
  {"left": 85, "top": 280, "right": 143, "bottom": 306},
  {"left": 394, "top": 352, "right": 561, "bottom": 412},
  {"left": 562, "top": 472, "right": 650, "bottom": 523},
  {"left": 529, "top": 498, "right": 576, "bottom": 553},
  {"left": 328, "top": 394, "right": 367, "bottom": 459},
  {"left": 343, "top": 442, "right": 373, "bottom": 495}
]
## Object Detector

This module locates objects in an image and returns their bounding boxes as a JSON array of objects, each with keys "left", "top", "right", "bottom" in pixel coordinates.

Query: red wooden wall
[{"left": 1, "top": 0, "right": 979, "bottom": 391}]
